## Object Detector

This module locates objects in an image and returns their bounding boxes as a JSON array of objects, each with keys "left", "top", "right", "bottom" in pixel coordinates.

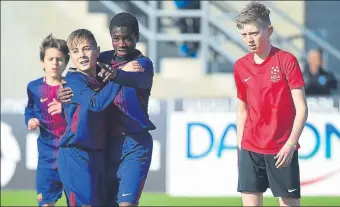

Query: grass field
[{"left": 1, "top": 190, "right": 339, "bottom": 206}]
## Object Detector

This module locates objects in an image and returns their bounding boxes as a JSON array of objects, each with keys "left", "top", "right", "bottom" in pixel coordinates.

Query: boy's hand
[
  {"left": 57, "top": 84, "right": 73, "bottom": 103},
  {"left": 274, "top": 143, "right": 295, "bottom": 168},
  {"left": 48, "top": 98, "right": 63, "bottom": 115},
  {"left": 237, "top": 138, "right": 242, "bottom": 150},
  {"left": 121, "top": 61, "right": 145, "bottom": 72},
  {"left": 28, "top": 118, "right": 40, "bottom": 130},
  {"left": 97, "top": 61, "right": 144, "bottom": 82},
  {"left": 97, "top": 62, "right": 117, "bottom": 82}
]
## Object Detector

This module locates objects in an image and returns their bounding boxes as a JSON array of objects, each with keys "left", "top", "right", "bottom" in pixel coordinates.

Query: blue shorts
[
  {"left": 36, "top": 168, "right": 63, "bottom": 206},
  {"left": 106, "top": 131, "right": 153, "bottom": 206},
  {"left": 57, "top": 146, "right": 106, "bottom": 206}
]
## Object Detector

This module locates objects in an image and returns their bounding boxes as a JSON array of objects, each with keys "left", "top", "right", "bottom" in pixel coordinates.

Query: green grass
[{"left": 1, "top": 190, "right": 339, "bottom": 206}]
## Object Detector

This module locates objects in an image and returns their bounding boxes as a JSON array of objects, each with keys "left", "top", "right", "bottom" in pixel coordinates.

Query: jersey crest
[{"left": 271, "top": 66, "right": 281, "bottom": 82}]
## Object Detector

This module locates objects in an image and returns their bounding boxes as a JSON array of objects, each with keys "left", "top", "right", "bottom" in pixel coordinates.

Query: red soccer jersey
[{"left": 234, "top": 46, "right": 305, "bottom": 154}]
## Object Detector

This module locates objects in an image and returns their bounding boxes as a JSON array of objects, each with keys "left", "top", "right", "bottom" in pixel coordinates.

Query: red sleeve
[
  {"left": 283, "top": 53, "right": 305, "bottom": 89},
  {"left": 234, "top": 62, "right": 247, "bottom": 102}
]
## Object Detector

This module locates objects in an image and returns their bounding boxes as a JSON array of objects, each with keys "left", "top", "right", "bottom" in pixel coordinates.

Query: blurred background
[{"left": 1, "top": 1, "right": 339, "bottom": 206}]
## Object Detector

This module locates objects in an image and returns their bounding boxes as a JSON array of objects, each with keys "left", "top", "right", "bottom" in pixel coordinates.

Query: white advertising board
[{"left": 166, "top": 112, "right": 340, "bottom": 196}]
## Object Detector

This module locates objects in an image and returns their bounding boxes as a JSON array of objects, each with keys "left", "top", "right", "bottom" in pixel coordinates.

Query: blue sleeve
[
  {"left": 65, "top": 74, "right": 121, "bottom": 112},
  {"left": 113, "top": 57, "right": 154, "bottom": 89},
  {"left": 24, "top": 85, "right": 35, "bottom": 126}
]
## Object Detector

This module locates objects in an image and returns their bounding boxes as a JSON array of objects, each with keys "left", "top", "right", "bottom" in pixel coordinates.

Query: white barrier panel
[{"left": 166, "top": 112, "right": 340, "bottom": 196}]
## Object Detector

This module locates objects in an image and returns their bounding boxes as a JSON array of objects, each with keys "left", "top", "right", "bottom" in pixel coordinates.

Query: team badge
[{"left": 271, "top": 66, "right": 281, "bottom": 82}]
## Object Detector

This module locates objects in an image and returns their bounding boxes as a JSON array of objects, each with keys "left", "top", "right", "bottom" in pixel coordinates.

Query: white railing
[
  {"left": 264, "top": 1, "right": 340, "bottom": 62},
  {"left": 99, "top": 0, "right": 340, "bottom": 73},
  {"left": 99, "top": 0, "right": 245, "bottom": 73},
  {"left": 211, "top": 1, "right": 305, "bottom": 62}
]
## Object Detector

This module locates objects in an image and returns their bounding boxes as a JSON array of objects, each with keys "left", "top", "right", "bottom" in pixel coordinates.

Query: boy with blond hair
[
  {"left": 57, "top": 29, "right": 121, "bottom": 206},
  {"left": 234, "top": 2, "right": 308, "bottom": 206}
]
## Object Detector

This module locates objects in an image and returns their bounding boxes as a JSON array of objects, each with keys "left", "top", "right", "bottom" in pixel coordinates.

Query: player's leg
[
  {"left": 57, "top": 147, "right": 75, "bottom": 206},
  {"left": 241, "top": 193, "right": 264, "bottom": 206},
  {"left": 64, "top": 190, "right": 70, "bottom": 207},
  {"left": 88, "top": 149, "right": 107, "bottom": 206},
  {"left": 278, "top": 196, "right": 300, "bottom": 207},
  {"left": 36, "top": 168, "right": 63, "bottom": 207},
  {"left": 237, "top": 148, "right": 269, "bottom": 206},
  {"left": 264, "top": 151, "right": 301, "bottom": 206},
  {"left": 116, "top": 132, "right": 153, "bottom": 206},
  {"left": 105, "top": 137, "right": 121, "bottom": 207},
  {"left": 57, "top": 146, "right": 106, "bottom": 206}
]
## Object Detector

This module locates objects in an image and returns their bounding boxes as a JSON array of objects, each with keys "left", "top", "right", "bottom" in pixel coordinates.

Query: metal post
[
  {"left": 148, "top": 1, "right": 158, "bottom": 71},
  {"left": 200, "top": 1, "right": 210, "bottom": 74}
]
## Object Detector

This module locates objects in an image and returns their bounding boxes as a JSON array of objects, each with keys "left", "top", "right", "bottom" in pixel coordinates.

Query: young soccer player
[
  {"left": 24, "top": 34, "right": 69, "bottom": 207},
  {"left": 234, "top": 2, "right": 308, "bottom": 207},
  {"left": 57, "top": 29, "right": 121, "bottom": 206},
  {"left": 100, "top": 12, "right": 155, "bottom": 207},
  {"left": 57, "top": 12, "right": 155, "bottom": 206}
]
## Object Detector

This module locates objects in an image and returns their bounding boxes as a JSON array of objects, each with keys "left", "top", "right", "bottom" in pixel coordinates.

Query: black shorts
[{"left": 237, "top": 148, "right": 301, "bottom": 199}]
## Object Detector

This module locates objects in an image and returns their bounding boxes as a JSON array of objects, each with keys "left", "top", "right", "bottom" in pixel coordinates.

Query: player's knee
[
  {"left": 119, "top": 202, "right": 137, "bottom": 206},
  {"left": 241, "top": 192, "right": 263, "bottom": 206},
  {"left": 279, "top": 197, "right": 300, "bottom": 207}
]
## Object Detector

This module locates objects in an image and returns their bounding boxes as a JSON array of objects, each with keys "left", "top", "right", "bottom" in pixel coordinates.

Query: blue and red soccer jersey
[
  {"left": 98, "top": 50, "right": 156, "bottom": 136},
  {"left": 58, "top": 70, "right": 121, "bottom": 206},
  {"left": 59, "top": 70, "right": 121, "bottom": 150},
  {"left": 25, "top": 77, "right": 67, "bottom": 168},
  {"left": 98, "top": 50, "right": 155, "bottom": 205},
  {"left": 24, "top": 77, "right": 67, "bottom": 206}
]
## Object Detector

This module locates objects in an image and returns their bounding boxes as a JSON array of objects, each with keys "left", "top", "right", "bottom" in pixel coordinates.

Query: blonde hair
[{"left": 67, "top": 29, "right": 97, "bottom": 50}]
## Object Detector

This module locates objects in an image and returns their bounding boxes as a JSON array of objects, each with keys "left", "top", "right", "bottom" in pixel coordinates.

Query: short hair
[
  {"left": 109, "top": 12, "right": 139, "bottom": 36},
  {"left": 316, "top": 48, "right": 323, "bottom": 56},
  {"left": 308, "top": 48, "right": 323, "bottom": 60},
  {"left": 40, "top": 34, "right": 70, "bottom": 64},
  {"left": 236, "top": 1, "right": 271, "bottom": 29},
  {"left": 66, "top": 29, "right": 97, "bottom": 50}
]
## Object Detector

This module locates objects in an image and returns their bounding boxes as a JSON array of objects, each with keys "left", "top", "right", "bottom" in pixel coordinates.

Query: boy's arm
[
  {"left": 113, "top": 57, "right": 154, "bottom": 89},
  {"left": 274, "top": 54, "right": 308, "bottom": 168},
  {"left": 233, "top": 66, "right": 248, "bottom": 149},
  {"left": 287, "top": 88, "right": 308, "bottom": 145},
  {"left": 236, "top": 99, "right": 247, "bottom": 149},
  {"left": 24, "top": 86, "right": 35, "bottom": 126},
  {"left": 284, "top": 53, "right": 308, "bottom": 146},
  {"left": 65, "top": 74, "right": 121, "bottom": 112}
]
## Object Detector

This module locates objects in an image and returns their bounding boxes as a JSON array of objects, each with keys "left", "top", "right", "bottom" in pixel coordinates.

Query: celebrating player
[
  {"left": 57, "top": 29, "right": 121, "bottom": 206},
  {"left": 24, "top": 34, "right": 69, "bottom": 207},
  {"left": 57, "top": 12, "right": 155, "bottom": 206},
  {"left": 234, "top": 2, "right": 308, "bottom": 207},
  {"left": 100, "top": 12, "right": 155, "bottom": 207}
]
